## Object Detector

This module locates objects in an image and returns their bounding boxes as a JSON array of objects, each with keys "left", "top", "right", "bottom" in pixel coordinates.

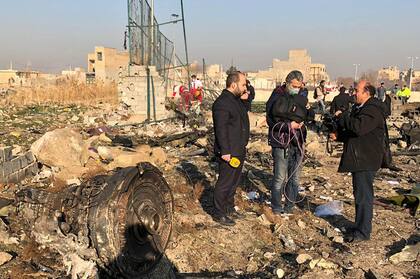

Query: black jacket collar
[{"left": 222, "top": 89, "right": 240, "bottom": 100}]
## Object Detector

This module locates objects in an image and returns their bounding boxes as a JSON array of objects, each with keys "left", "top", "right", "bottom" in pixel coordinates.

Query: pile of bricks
[{"left": 0, "top": 147, "right": 38, "bottom": 183}]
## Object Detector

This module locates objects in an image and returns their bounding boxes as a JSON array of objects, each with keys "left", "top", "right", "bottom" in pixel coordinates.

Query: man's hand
[
  {"left": 335, "top": 110, "right": 343, "bottom": 117},
  {"left": 240, "top": 92, "right": 249, "bottom": 100},
  {"left": 221, "top": 154, "right": 231, "bottom": 162},
  {"left": 291, "top": 121, "right": 303, "bottom": 130},
  {"left": 329, "top": 132, "right": 338, "bottom": 141}
]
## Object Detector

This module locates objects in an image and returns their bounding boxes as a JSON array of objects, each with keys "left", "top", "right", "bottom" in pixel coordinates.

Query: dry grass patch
[{"left": 2, "top": 81, "right": 118, "bottom": 107}]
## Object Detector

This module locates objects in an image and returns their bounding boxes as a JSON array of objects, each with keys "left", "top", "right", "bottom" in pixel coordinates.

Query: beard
[{"left": 234, "top": 87, "right": 243, "bottom": 97}]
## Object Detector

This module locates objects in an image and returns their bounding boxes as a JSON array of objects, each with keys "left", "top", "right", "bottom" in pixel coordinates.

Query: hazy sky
[{"left": 1, "top": 0, "right": 419, "bottom": 78}]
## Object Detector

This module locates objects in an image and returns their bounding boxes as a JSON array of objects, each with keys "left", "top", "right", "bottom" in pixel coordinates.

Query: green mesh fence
[{"left": 128, "top": 0, "right": 175, "bottom": 77}]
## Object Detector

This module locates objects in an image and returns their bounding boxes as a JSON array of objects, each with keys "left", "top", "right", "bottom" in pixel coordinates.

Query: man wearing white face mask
[{"left": 266, "top": 71, "right": 314, "bottom": 214}]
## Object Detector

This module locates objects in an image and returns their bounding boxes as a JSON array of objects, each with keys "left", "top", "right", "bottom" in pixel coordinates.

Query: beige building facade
[
  {"left": 378, "top": 66, "right": 400, "bottom": 81},
  {"left": 0, "top": 69, "right": 18, "bottom": 85},
  {"left": 251, "top": 49, "right": 329, "bottom": 87},
  {"left": 0, "top": 69, "right": 40, "bottom": 87},
  {"left": 88, "top": 46, "right": 129, "bottom": 82}
]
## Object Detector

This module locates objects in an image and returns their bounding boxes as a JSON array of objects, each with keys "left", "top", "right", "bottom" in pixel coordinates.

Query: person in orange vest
[{"left": 191, "top": 75, "right": 204, "bottom": 103}]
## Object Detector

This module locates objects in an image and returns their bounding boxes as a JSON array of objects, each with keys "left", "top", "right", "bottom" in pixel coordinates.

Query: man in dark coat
[
  {"left": 330, "top": 86, "right": 353, "bottom": 115},
  {"left": 334, "top": 80, "right": 385, "bottom": 242},
  {"left": 266, "top": 70, "right": 313, "bottom": 215},
  {"left": 242, "top": 79, "right": 255, "bottom": 111},
  {"left": 376, "top": 82, "right": 386, "bottom": 101},
  {"left": 212, "top": 71, "right": 250, "bottom": 226}
]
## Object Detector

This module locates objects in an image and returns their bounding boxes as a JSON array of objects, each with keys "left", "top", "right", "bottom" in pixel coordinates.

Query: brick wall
[
  {"left": 0, "top": 147, "right": 38, "bottom": 183},
  {"left": 118, "top": 65, "right": 171, "bottom": 120}
]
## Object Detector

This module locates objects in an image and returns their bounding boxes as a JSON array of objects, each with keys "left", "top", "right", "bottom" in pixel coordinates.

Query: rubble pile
[{"left": 0, "top": 101, "right": 418, "bottom": 278}]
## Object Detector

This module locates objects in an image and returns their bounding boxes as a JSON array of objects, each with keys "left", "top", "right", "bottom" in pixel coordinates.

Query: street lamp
[
  {"left": 353, "top": 64, "right": 361, "bottom": 82},
  {"left": 408, "top": 56, "right": 419, "bottom": 90}
]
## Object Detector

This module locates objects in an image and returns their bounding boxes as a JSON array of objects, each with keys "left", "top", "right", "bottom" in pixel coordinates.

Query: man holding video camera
[{"left": 333, "top": 80, "right": 385, "bottom": 243}]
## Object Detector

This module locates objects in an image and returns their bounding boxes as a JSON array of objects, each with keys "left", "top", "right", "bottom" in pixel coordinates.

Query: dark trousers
[
  {"left": 352, "top": 171, "right": 376, "bottom": 238},
  {"left": 213, "top": 157, "right": 244, "bottom": 217}
]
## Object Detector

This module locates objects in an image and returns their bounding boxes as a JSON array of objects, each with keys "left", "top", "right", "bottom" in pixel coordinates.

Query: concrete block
[
  {"left": 7, "top": 172, "right": 19, "bottom": 184},
  {"left": 23, "top": 165, "right": 32, "bottom": 177},
  {"left": 1, "top": 162, "right": 13, "bottom": 176},
  {"left": 10, "top": 158, "right": 21, "bottom": 173},
  {"left": 19, "top": 154, "right": 28, "bottom": 169},
  {"left": 17, "top": 169, "right": 26, "bottom": 182},
  {"left": 0, "top": 147, "right": 12, "bottom": 162},
  {"left": 0, "top": 167, "right": 4, "bottom": 183},
  {"left": 27, "top": 162, "right": 39, "bottom": 176},
  {"left": 25, "top": 152, "right": 35, "bottom": 164}
]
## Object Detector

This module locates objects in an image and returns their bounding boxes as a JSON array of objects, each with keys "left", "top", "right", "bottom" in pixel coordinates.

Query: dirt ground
[{"left": 0, "top": 103, "right": 419, "bottom": 279}]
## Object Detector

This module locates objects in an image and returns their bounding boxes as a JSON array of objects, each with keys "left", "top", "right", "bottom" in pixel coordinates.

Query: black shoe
[
  {"left": 284, "top": 206, "right": 299, "bottom": 214},
  {"left": 388, "top": 165, "right": 402, "bottom": 172},
  {"left": 272, "top": 208, "right": 285, "bottom": 215},
  {"left": 214, "top": 215, "right": 236, "bottom": 226},
  {"left": 228, "top": 210, "right": 246, "bottom": 220},
  {"left": 344, "top": 231, "right": 369, "bottom": 243}
]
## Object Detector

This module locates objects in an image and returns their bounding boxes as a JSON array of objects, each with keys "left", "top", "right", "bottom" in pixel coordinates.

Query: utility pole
[
  {"left": 180, "top": 0, "right": 191, "bottom": 91},
  {"left": 202, "top": 58, "right": 206, "bottom": 89},
  {"left": 150, "top": 0, "right": 155, "bottom": 65},
  {"left": 353, "top": 64, "right": 360, "bottom": 82},
  {"left": 408, "top": 56, "right": 419, "bottom": 90}
]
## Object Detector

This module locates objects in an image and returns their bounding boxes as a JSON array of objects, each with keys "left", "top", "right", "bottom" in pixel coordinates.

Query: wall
[
  {"left": 118, "top": 65, "right": 172, "bottom": 120},
  {"left": 0, "top": 70, "right": 18, "bottom": 85},
  {"left": 87, "top": 46, "right": 129, "bottom": 82},
  {"left": 0, "top": 147, "right": 38, "bottom": 183}
]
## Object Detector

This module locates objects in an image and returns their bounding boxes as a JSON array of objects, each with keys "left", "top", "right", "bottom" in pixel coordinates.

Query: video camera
[
  {"left": 322, "top": 112, "right": 339, "bottom": 133},
  {"left": 320, "top": 112, "right": 340, "bottom": 154}
]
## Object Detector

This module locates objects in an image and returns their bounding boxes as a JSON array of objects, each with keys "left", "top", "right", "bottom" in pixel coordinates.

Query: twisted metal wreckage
[{"left": 15, "top": 163, "right": 174, "bottom": 278}]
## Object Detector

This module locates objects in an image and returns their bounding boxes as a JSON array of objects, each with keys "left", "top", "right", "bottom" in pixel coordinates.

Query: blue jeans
[{"left": 271, "top": 145, "right": 302, "bottom": 212}]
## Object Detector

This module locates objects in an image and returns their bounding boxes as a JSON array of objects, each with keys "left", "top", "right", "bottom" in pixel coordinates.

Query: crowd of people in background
[
  {"left": 172, "top": 72, "right": 412, "bottom": 115},
  {"left": 335, "top": 81, "right": 412, "bottom": 105}
]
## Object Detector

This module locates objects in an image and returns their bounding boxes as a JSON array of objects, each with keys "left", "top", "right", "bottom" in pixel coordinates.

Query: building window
[{"left": 97, "top": 52, "right": 103, "bottom": 61}]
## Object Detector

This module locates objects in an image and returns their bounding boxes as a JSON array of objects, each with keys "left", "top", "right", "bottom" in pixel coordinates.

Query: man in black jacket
[
  {"left": 243, "top": 79, "right": 255, "bottom": 112},
  {"left": 334, "top": 80, "right": 385, "bottom": 242},
  {"left": 330, "top": 86, "right": 353, "bottom": 115},
  {"left": 266, "top": 71, "right": 313, "bottom": 215},
  {"left": 212, "top": 71, "right": 250, "bottom": 226}
]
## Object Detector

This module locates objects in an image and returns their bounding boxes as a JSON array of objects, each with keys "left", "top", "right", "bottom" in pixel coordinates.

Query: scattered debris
[
  {"left": 31, "top": 128, "right": 87, "bottom": 168},
  {"left": 0, "top": 252, "right": 13, "bottom": 266},
  {"left": 275, "top": 268, "right": 285, "bottom": 278},
  {"left": 309, "top": 258, "right": 338, "bottom": 269},
  {"left": 246, "top": 191, "right": 259, "bottom": 201},
  {"left": 314, "top": 200, "right": 344, "bottom": 217},
  {"left": 389, "top": 243, "right": 420, "bottom": 264},
  {"left": 0, "top": 102, "right": 418, "bottom": 278},
  {"left": 280, "top": 234, "right": 297, "bottom": 251},
  {"left": 296, "top": 253, "right": 313, "bottom": 264}
]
